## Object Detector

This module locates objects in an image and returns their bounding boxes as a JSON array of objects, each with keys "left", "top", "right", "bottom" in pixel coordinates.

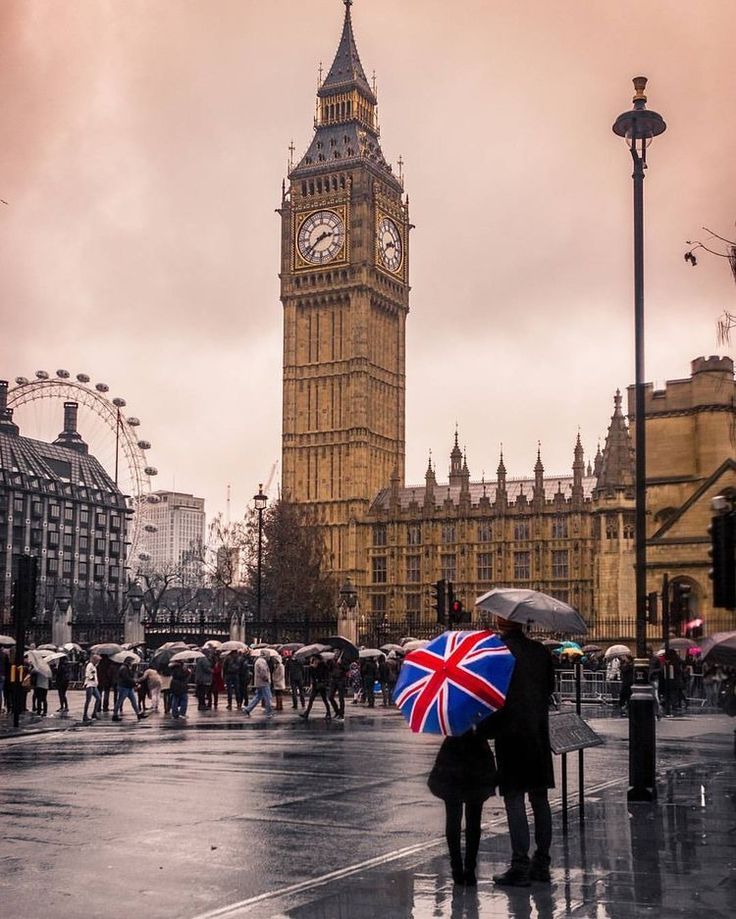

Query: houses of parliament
[{"left": 279, "top": 1, "right": 736, "bottom": 640}]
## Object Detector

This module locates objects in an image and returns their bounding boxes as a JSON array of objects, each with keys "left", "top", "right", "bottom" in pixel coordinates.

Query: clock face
[
  {"left": 297, "top": 210, "right": 345, "bottom": 265},
  {"left": 378, "top": 216, "right": 403, "bottom": 273}
]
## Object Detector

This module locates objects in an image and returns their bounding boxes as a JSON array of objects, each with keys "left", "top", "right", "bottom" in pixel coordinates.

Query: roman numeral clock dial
[
  {"left": 296, "top": 209, "right": 346, "bottom": 265},
  {"left": 377, "top": 215, "right": 403, "bottom": 274}
]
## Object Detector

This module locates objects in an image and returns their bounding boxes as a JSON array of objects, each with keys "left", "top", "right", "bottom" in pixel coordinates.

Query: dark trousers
[
  {"left": 291, "top": 679, "right": 305, "bottom": 708},
  {"left": 329, "top": 682, "right": 345, "bottom": 717},
  {"left": 102, "top": 685, "right": 118, "bottom": 711},
  {"left": 33, "top": 687, "right": 48, "bottom": 715},
  {"left": 57, "top": 681, "right": 69, "bottom": 711},
  {"left": 503, "top": 789, "right": 552, "bottom": 870},
  {"left": 226, "top": 677, "right": 242, "bottom": 708},
  {"left": 364, "top": 679, "right": 375, "bottom": 707},
  {"left": 304, "top": 684, "right": 331, "bottom": 717},
  {"left": 196, "top": 684, "right": 212, "bottom": 709},
  {"left": 445, "top": 800, "right": 484, "bottom": 871}
]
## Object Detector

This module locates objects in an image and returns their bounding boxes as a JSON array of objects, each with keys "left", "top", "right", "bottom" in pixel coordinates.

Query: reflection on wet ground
[{"left": 1, "top": 708, "right": 734, "bottom": 919}]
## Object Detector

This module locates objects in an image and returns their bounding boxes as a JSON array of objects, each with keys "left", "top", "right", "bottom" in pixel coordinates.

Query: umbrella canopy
[
  {"left": 359, "top": 648, "right": 385, "bottom": 659},
  {"left": 170, "top": 649, "right": 205, "bottom": 663},
  {"left": 220, "top": 640, "right": 248, "bottom": 652},
  {"left": 0, "top": 634, "right": 16, "bottom": 647},
  {"left": 475, "top": 588, "right": 588, "bottom": 634},
  {"left": 43, "top": 652, "right": 69, "bottom": 665},
  {"left": 110, "top": 651, "right": 141, "bottom": 665},
  {"left": 249, "top": 647, "right": 281, "bottom": 660},
  {"left": 380, "top": 643, "right": 405, "bottom": 654},
  {"left": 321, "top": 635, "right": 360, "bottom": 663},
  {"left": 664, "top": 638, "right": 698, "bottom": 652},
  {"left": 159, "top": 641, "right": 189, "bottom": 651},
  {"left": 541, "top": 639, "right": 563, "bottom": 649},
  {"left": 25, "top": 650, "right": 52, "bottom": 679},
  {"left": 604, "top": 644, "right": 631, "bottom": 659},
  {"left": 582, "top": 644, "right": 602, "bottom": 654},
  {"left": 90, "top": 643, "right": 124, "bottom": 657},
  {"left": 278, "top": 642, "right": 305, "bottom": 653},
  {"left": 402, "top": 639, "right": 430, "bottom": 652},
  {"left": 202, "top": 639, "right": 223, "bottom": 650},
  {"left": 36, "top": 643, "right": 58, "bottom": 651},
  {"left": 701, "top": 631, "right": 736, "bottom": 667},
  {"left": 61, "top": 642, "right": 83, "bottom": 652},
  {"left": 151, "top": 648, "right": 178, "bottom": 672},
  {"left": 294, "top": 643, "right": 331, "bottom": 661},
  {"left": 400, "top": 636, "right": 420, "bottom": 646},
  {"left": 559, "top": 647, "right": 584, "bottom": 657},
  {"left": 393, "top": 630, "right": 515, "bottom": 735}
]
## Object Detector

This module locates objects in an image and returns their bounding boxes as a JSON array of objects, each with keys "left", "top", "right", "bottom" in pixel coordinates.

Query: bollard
[{"left": 628, "top": 658, "right": 657, "bottom": 801}]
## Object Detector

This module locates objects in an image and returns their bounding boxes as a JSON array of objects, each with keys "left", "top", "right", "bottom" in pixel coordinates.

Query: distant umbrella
[
  {"left": 322, "top": 636, "right": 360, "bottom": 663},
  {"left": 220, "top": 640, "right": 248, "bottom": 652},
  {"left": 476, "top": 588, "right": 588, "bottom": 634},
  {"left": 700, "top": 631, "right": 736, "bottom": 668},
  {"left": 294, "top": 643, "right": 331, "bottom": 661},
  {"left": 0, "top": 635, "right": 16, "bottom": 647},
  {"left": 604, "top": 644, "right": 631, "bottom": 660},
  {"left": 402, "top": 639, "right": 430, "bottom": 652},
  {"left": 90, "top": 643, "right": 124, "bottom": 657},
  {"left": 358, "top": 648, "right": 385, "bottom": 659},
  {"left": 169, "top": 649, "right": 205, "bottom": 663},
  {"left": 111, "top": 651, "right": 141, "bottom": 665},
  {"left": 37, "top": 643, "right": 58, "bottom": 651}
]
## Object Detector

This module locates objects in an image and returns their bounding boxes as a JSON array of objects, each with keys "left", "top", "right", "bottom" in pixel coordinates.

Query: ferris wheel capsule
[
  {"left": 138, "top": 552, "right": 151, "bottom": 562},
  {"left": 76, "top": 374, "right": 90, "bottom": 383},
  {"left": 127, "top": 417, "right": 140, "bottom": 426},
  {"left": 95, "top": 383, "right": 109, "bottom": 393},
  {"left": 15, "top": 376, "right": 29, "bottom": 385},
  {"left": 137, "top": 440, "right": 151, "bottom": 450},
  {"left": 56, "top": 369, "right": 70, "bottom": 379},
  {"left": 144, "top": 524, "right": 158, "bottom": 533},
  {"left": 112, "top": 397, "right": 126, "bottom": 408},
  {"left": 144, "top": 466, "right": 158, "bottom": 477},
  {"left": 147, "top": 494, "right": 161, "bottom": 504},
  {"left": 35, "top": 370, "right": 49, "bottom": 380}
]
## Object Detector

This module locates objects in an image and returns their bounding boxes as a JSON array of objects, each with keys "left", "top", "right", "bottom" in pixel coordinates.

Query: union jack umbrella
[{"left": 393, "top": 630, "right": 515, "bottom": 736}]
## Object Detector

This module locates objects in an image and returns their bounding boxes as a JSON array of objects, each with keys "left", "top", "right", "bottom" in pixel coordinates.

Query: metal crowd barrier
[{"left": 555, "top": 671, "right": 616, "bottom": 704}]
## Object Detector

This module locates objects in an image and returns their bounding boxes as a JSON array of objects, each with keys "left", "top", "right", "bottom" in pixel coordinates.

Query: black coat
[
  {"left": 478, "top": 630, "right": 555, "bottom": 795},
  {"left": 428, "top": 731, "right": 497, "bottom": 804}
]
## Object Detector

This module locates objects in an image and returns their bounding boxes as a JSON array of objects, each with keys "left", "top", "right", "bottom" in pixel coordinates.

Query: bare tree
[{"left": 685, "top": 226, "right": 736, "bottom": 345}]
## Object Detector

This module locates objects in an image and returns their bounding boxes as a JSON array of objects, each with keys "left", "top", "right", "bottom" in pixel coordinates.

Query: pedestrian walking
[
  {"left": 348, "top": 660, "right": 362, "bottom": 703},
  {"left": 378, "top": 655, "right": 391, "bottom": 706},
  {"left": 211, "top": 656, "right": 225, "bottom": 709},
  {"left": 169, "top": 661, "right": 190, "bottom": 720},
  {"left": 478, "top": 615, "right": 556, "bottom": 887},
  {"left": 82, "top": 653, "right": 102, "bottom": 722},
  {"left": 112, "top": 656, "right": 146, "bottom": 722},
  {"left": 97, "top": 654, "right": 118, "bottom": 712},
  {"left": 237, "top": 651, "right": 251, "bottom": 709},
  {"left": 140, "top": 666, "right": 163, "bottom": 712},
  {"left": 195, "top": 652, "right": 214, "bottom": 710},
  {"left": 272, "top": 656, "right": 286, "bottom": 712},
  {"left": 223, "top": 651, "right": 241, "bottom": 710},
  {"left": 618, "top": 656, "right": 634, "bottom": 716},
  {"left": 428, "top": 729, "right": 498, "bottom": 886},
  {"left": 299, "top": 654, "right": 331, "bottom": 720},
  {"left": 243, "top": 651, "right": 273, "bottom": 718},
  {"left": 30, "top": 659, "right": 49, "bottom": 716},
  {"left": 385, "top": 651, "right": 400, "bottom": 705},
  {"left": 361, "top": 656, "right": 378, "bottom": 708},
  {"left": 55, "top": 655, "right": 71, "bottom": 713},
  {"left": 287, "top": 654, "right": 306, "bottom": 709},
  {"left": 328, "top": 652, "right": 348, "bottom": 720}
]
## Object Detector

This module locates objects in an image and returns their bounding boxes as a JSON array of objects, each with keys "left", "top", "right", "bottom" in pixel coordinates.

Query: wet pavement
[{"left": 1, "top": 696, "right": 735, "bottom": 918}]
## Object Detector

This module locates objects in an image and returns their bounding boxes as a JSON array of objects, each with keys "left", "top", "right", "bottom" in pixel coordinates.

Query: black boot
[{"left": 493, "top": 866, "right": 530, "bottom": 887}]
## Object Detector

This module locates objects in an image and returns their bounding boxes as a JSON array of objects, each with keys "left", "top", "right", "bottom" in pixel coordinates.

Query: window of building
[
  {"left": 79, "top": 536, "right": 89, "bottom": 552},
  {"left": 552, "top": 550, "right": 569, "bottom": 578},
  {"left": 110, "top": 541, "right": 120, "bottom": 558},
  {"left": 406, "top": 592, "right": 421, "bottom": 615},
  {"left": 62, "top": 559, "right": 72, "bottom": 576},
  {"left": 405, "top": 554, "right": 421, "bottom": 583},
  {"left": 47, "top": 558, "right": 59, "bottom": 575},
  {"left": 111, "top": 515, "right": 121, "bottom": 532},
  {"left": 63, "top": 533, "right": 73, "bottom": 549},
  {"left": 550, "top": 588, "right": 569, "bottom": 604},
  {"left": 477, "top": 552, "right": 492, "bottom": 581},
  {"left": 441, "top": 524, "right": 455, "bottom": 544},
  {"left": 372, "top": 555, "right": 387, "bottom": 583},
  {"left": 623, "top": 514, "right": 634, "bottom": 540},
  {"left": 552, "top": 516, "right": 568, "bottom": 539},
  {"left": 30, "top": 529, "right": 42, "bottom": 548},
  {"left": 64, "top": 506, "right": 73, "bottom": 522},
  {"left": 373, "top": 525, "right": 387, "bottom": 547},
  {"left": 94, "top": 564, "right": 104, "bottom": 582},
  {"left": 31, "top": 502, "right": 43, "bottom": 518},
  {"left": 407, "top": 524, "right": 421, "bottom": 546},
  {"left": 48, "top": 531, "right": 60, "bottom": 549},
  {"left": 514, "top": 519, "right": 530, "bottom": 541},
  {"left": 78, "top": 561, "right": 88, "bottom": 579},
  {"left": 514, "top": 550, "right": 531, "bottom": 580},
  {"left": 49, "top": 503, "right": 60, "bottom": 520},
  {"left": 477, "top": 521, "right": 492, "bottom": 542},
  {"left": 96, "top": 512, "right": 106, "bottom": 529},
  {"left": 109, "top": 566, "right": 120, "bottom": 582},
  {"left": 13, "top": 497, "right": 24, "bottom": 514},
  {"left": 605, "top": 514, "right": 618, "bottom": 539},
  {"left": 371, "top": 594, "right": 387, "bottom": 615},
  {"left": 80, "top": 509, "right": 89, "bottom": 525},
  {"left": 441, "top": 553, "right": 456, "bottom": 581},
  {"left": 95, "top": 538, "right": 105, "bottom": 556}
]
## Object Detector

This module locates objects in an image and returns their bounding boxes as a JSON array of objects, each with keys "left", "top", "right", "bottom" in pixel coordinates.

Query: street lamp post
[
  {"left": 613, "top": 76, "right": 666, "bottom": 802},
  {"left": 253, "top": 484, "right": 268, "bottom": 641}
]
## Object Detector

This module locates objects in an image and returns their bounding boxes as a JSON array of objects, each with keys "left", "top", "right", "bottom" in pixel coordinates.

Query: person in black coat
[
  {"left": 428, "top": 729, "right": 497, "bottom": 886},
  {"left": 478, "top": 617, "right": 556, "bottom": 887}
]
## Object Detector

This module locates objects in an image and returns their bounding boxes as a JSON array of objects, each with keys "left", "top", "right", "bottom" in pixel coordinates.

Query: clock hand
[{"left": 307, "top": 230, "right": 333, "bottom": 254}]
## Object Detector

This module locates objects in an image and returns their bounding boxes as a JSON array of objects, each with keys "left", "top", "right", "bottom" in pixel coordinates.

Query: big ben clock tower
[{"left": 280, "top": 0, "right": 410, "bottom": 582}]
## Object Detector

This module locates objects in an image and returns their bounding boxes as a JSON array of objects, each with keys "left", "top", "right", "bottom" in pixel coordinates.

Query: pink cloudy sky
[{"left": 1, "top": 0, "right": 735, "bottom": 520}]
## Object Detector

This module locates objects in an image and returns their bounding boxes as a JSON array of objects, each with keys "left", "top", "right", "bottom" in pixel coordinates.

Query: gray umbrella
[
  {"left": 475, "top": 588, "right": 588, "bottom": 635},
  {"left": 700, "top": 631, "right": 736, "bottom": 667},
  {"left": 321, "top": 635, "right": 360, "bottom": 663},
  {"left": 0, "top": 634, "right": 16, "bottom": 647},
  {"left": 294, "top": 643, "right": 331, "bottom": 661}
]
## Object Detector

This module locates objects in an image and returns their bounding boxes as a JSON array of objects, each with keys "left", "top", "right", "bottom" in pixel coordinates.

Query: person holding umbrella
[
  {"left": 112, "top": 656, "right": 146, "bottom": 722},
  {"left": 299, "top": 654, "right": 331, "bottom": 721},
  {"left": 82, "top": 653, "right": 102, "bottom": 722},
  {"left": 478, "top": 615, "right": 556, "bottom": 887},
  {"left": 243, "top": 650, "right": 273, "bottom": 719}
]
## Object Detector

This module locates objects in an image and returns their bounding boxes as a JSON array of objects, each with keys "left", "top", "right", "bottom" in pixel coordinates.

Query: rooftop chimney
[
  {"left": 52, "top": 401, "right": 88, "bottom": 454},
  {"left": 0, "top": 380, "right": 20, "bottom": 436}
]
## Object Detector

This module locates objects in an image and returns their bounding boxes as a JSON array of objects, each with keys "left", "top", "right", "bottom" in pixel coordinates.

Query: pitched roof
[
  {"left": 319, "top": 2, "right": 376, "bottom": 103},
  {"left": 595, "top": 390, "right": 634, "bottom": 491}
]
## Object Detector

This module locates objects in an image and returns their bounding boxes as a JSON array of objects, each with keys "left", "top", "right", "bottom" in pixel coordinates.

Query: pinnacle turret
[{"left": 595, "top": 390, "right": 635, "bottom": 492}]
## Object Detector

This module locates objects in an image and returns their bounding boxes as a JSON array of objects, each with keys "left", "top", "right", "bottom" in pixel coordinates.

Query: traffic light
[
  {"left": 670, "top": 582, "right": 692, "bottom": 633},
  {"left": 708, "top": 511, "right": 736, "bottom": 610},
  {"left": 646, "top": 591, "right": 658, "bottom": 625},
  {"left": 446, "top": 581, "right": 455, "bottom": 615},
  {"left": 431, "top": 579, "right": 447, "bottom": 624},
  {"left": 13, "top": 554, "right": 38, "bottom": 626},
  {"left": 450, "top": 598, "right": 464, "bottom": 625}
]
